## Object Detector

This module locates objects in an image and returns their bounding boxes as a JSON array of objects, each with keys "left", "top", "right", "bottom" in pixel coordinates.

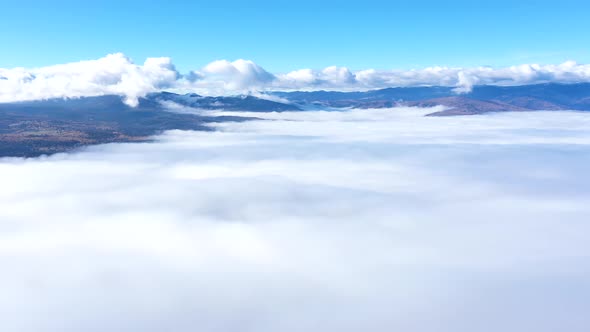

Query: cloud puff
[
  {"left": 1, "top": 109, "right": 590, "bottom": 331},
  {"left": 2, "top": 54, "right": 590, "bottom": 103},
  {"left": 185, "top": 59, "right": 276, "bottom": 93},
  {"left": 0, "top": 53, "right": 179, "bottom": 106},
  {"left": 276, "top": 66, "right": 357, "bottom": 89}
]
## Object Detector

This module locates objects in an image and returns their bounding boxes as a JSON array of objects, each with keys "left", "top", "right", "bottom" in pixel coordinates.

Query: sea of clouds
[
  {"left": 2, "top": 53, "right": 590, "bottom": 106},
  {"left": 1, "top": 108, "right": 590, "bottom": 331}
]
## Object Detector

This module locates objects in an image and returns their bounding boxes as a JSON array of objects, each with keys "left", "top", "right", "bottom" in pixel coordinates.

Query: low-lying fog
[{"left": 1, "top": 108, "right": 590, "bottom": 332}]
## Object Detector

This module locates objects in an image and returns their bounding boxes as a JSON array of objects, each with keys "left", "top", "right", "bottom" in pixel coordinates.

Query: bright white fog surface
[{"left": 1, "top": 108, "right": 590, "bottom": 332}]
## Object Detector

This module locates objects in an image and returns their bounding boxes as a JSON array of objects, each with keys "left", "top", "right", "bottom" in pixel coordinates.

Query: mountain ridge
[
  {"left": 2, "top": 83, "right": 590, "bottom": 157},
  {"left": 0, "top": 93, "right": 290, "bottom": 157},
  {"left": 271, "top": 83, "right": 590, "bottom": 115}
]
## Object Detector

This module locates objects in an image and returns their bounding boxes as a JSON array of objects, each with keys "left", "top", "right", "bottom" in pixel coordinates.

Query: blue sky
[{"left": 1, "top": 0, "right": 589, "bottom": 72}]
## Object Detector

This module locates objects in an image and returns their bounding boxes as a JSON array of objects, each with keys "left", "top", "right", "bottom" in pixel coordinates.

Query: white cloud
[
  {"left": 187, "top": 59, "right": 275, "bottom": 95},
  {"left": 280, "top": 68, "right": 317, "bottom": 86},
  {"left": 262, "top": 60, "right": 590, "bottom": 92},
  {"left": 2, "top": 54, "right": 590, "bottom": 103},
  {"left": 0, "top": 53, "right": 179, "bottom": 106},
  {"left": 1, "top": 109, "right": 590, "bottom": 331}
]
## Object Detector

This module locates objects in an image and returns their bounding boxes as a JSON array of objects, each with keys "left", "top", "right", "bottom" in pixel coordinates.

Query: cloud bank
[
  {"left": 0, "top": 53, "right": 179, "bottom": 106},
  {"left": 1, "top": 109, "right": 590, "bottom": 331},
  {"left": 2, "top": 54, "right": 590, "bottom": 105}
]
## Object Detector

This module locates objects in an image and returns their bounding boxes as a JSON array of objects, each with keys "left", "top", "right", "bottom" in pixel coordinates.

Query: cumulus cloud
[
  {"left": 1, "top": 109, "right": 590, "bottom": 331},
  {"left": 0, "top": 53, "right": 179, "bottom": 106},
  {"left": 271, "top": 62, "right": 590, "bottom": 92},
  {"left": 184, "top": 59, "right": 275, "bottom": 94},
  {"left": 252, "top": 60, "right": 590, "bottom": 93},
  {"left": 275, "top": 66, "right": 357, "bottom": 89},
  {"left": 2, "top": 54, "right": 590, "bottom": 103}
]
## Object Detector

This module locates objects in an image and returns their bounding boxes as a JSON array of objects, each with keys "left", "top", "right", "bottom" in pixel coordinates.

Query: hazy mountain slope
[
  {"left": 0, "top": 94, "right": 262, "bottom": 157},
  {"left": 148, "top": 92, "right": 301, "bottom": 112},
  {"left": 273, "top": 83, "right": 590, "bottom": 112},
  {"left": 409, "top": 97, "right": 532, "bottom": 116}
]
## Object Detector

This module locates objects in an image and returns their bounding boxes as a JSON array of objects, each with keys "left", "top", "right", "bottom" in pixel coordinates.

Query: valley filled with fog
[{"left": 1, "top": 108, "right": 590, "bottom": 332}]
